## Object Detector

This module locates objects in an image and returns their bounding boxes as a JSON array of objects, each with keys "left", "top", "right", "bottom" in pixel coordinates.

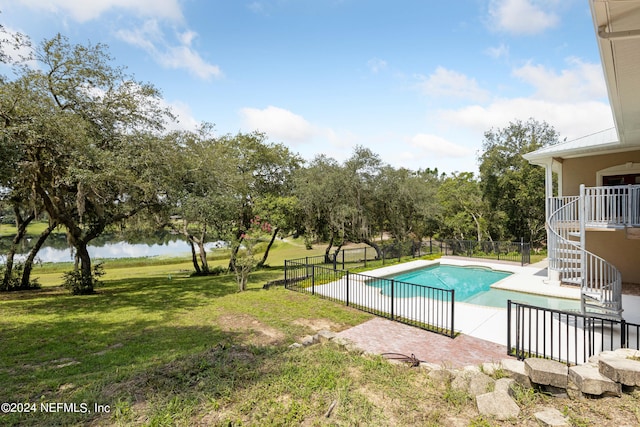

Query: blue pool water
[{"left": 371, "top": 264, "right": 580, "bottom": 310}]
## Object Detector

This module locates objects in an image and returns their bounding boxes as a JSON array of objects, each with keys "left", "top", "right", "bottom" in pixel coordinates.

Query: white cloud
[
  {"left": 240, "top": 106, "right": 315, "bottom": 144},
  {"left": 116, "top": 21, "right": 222, "bottom": 80},
  {"left": 417, "top": 67, "right": 490, "bottom": 102},
  {"left": 408, "top": 134, "right": 473, "bottom": 158},
  {"left": 0, "top": 25, "right": 35, "bottom": 66},
  {"left": 513, "top": 57, "right": 607, "bottom": 102},
  {"left": 247, "top": 2, "right": 265, "bottom": 14},
  {"left": 488, "top": 0, "right": 559, "bottom": 35},
  {"left": 162, "top": 100, "right": 200, "bottom": 132},
  {"left": 485, "top": 43, "right": 509, "bottom": 59},
  {"left": 367, "top": 58, "right": 387, "bottom": 73},
  {"left": 437, "top": 98, "right": 614, "bottom": 142},
  {"left": 16, "top": 0, "right": 183, "bottom": 22}
]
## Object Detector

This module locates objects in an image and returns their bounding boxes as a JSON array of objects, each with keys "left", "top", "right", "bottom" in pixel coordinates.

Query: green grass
[
  {"left": 0, "top": 260, "right": 374, "bottom": 426},
  {"left": 0, "top": 243, "right": 636, "bottom": 426}
]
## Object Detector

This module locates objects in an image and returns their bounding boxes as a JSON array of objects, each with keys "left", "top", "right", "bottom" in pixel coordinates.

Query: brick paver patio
[{"left": 336, "top": 317, "right": 512, "bottom": 368}]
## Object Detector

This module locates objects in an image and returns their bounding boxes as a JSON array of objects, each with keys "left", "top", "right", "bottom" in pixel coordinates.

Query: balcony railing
[{"left": 583, "top": 184, "right": 640, "bottom": 228}]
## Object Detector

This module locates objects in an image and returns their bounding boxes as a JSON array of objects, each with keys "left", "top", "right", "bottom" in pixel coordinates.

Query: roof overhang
[
  {"left": 525, "top": 1, "right": 640, "bottom": 165},
  {"left": 591, "top": 0, "right": 640, "bottom": 146}
]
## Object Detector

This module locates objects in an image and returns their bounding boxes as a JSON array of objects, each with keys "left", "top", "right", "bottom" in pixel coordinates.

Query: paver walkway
[{"left": 336, "top": 317, "right": 511, "bottom": 368}]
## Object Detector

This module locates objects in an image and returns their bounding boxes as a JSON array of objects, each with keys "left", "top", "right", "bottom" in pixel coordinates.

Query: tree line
[{"left": 0, "top": 33, "right": 558, "bottom": 294}]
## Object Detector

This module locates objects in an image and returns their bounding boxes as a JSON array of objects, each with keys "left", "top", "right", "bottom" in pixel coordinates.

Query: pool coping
[{"left": 367, "top": 257, "right": 581, "bottom": 300}]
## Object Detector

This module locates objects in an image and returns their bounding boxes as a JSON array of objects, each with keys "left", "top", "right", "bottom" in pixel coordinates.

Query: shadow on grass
[
  {"left": 0, "top": 270, "right": 283, "bottom": 315},
  {"left": 1, "top": 319, "right": 290, "bottom": 426}
]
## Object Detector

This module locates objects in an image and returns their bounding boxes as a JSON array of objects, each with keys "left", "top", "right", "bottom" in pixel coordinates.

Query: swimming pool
[{"left": 371, "top": 264, "right": 580, "bottom": 310}]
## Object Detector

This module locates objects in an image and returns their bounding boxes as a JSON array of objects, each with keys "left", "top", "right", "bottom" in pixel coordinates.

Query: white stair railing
[{"left": 548, "top": 189, "right": 623, "bottom": 318}]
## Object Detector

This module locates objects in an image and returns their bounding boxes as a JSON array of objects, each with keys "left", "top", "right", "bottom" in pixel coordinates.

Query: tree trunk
[
  {"left": 189, "top": 239, "right": 201, "bottom": 274},
  {"left": 228, "top": 241, "right": 242, "bottom": 271},
  {"left": 257, "top": 227, "right": 279, "bottom": 267},
  {"left": 75, "top": 241, "right": 94, "bottom": 294},
  {"left": 2, "top": 211, "right": 34, "bottom": 291},
  {"left": 362, "top": 237, "right": 383, "bottom": 259},
  {"left": 197, "top": 240, "right": 209, "bottom": 273},
  {"left": 21, "top": 221, "right": 58, "bottom": 289},
  {"left": 324, "top": 234, "right": 335, "bottom": 264}
]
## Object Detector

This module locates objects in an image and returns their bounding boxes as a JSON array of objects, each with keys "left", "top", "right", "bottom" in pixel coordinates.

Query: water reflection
[{"left": 4, "top": 240, "right": 225, "bottom": 264}]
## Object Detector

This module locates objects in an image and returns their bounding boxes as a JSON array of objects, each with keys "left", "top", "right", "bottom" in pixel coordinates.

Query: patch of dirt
[
  {"left": 293, "top": 318, "right": 343, "bottom": 332},
  {"left": 217, "top": 314, "right": 285, "bottom": 346}
]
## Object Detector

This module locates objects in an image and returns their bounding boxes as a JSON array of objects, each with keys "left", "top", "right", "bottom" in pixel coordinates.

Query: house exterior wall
[
  {"left": 562, "top": 150, "right": 640, "bottom": 195},
  {"left": 585, "top": 230, "right": 640, "bottom": 285},
  {"left": 559, "top": 150, "right": 640, "bottom": 285}
]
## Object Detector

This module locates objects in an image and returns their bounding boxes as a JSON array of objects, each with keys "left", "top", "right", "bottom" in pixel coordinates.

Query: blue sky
[{"left": 0, "top": 0, "right": 614, "bottom": 174}]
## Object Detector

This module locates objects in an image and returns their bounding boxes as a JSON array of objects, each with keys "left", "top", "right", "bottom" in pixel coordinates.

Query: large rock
[
  {"left": 451, "top": 370, "right": 495, "bottom": 397},
  {"left": 476, "top": 391, "right": 520, "bottom": 420},
  {"left": 494, "top": 378, "right": 516, "bottom": 395},
  {"left": 599, "top": 357, "right": 640, "bottom": 386},
  {"left": 500, "top": 358, "right": 532, "bottom": 388},
  {"left": 524, "top": 358, "right": 568, "bottom": 389},
  {"left": 316, "top": 329, "right": 336, "bottom": 343},
  {"left": 569, "top": 363, "right": 621, "bottom": 396}
]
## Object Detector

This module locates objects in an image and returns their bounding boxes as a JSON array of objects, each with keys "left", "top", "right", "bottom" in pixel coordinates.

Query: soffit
[{"left": 592, "top": 0, "right": 640, "bottom": 146}]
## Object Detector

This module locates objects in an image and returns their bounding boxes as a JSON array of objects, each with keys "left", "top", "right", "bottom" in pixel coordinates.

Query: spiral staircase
[{"left": 546, "top": 184, "right": 640, "bottom": 319}]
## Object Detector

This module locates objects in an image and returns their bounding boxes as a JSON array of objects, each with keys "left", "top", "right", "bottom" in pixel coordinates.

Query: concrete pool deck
[{"left": 333, "top": 257, "right": 640, "bottom": 348}]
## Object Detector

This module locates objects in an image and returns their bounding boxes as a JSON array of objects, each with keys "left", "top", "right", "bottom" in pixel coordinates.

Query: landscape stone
[
  {"left": 469, "top": 373, "right": 495, "bottom": 396},
  {"left": 427, "top": 367, "right": 453, "bottom": 385},
  {"left": 494, "top": 378, "right": 515, "bottom": 395},
  {"left": 599, "top": 357, "right": 640, "bottom": 386},
  {"left": 613, "top": 348, "right": 640, "bottom": 358},
  {"left": 569, "top": 364, "right": 621, "bottom": 396},
  {"left": 481, "top": 362, "right": 502, "bottom": 376},
  {"left": 300, "top": 335, "right": 317, "bottom": 346},
  {"left": 451, "top": 370, "right": 495, "bottom": 397},
  {"left": 524, "top": 358, "right": 568, "bottom": 389},
  {"left": 500, "top": 358, "right": 532, "bottom": 388},
  {"left": 316, "top": 329, "right": 336, "bottom": 343},
  {"left": 476, "top": 391, "right": 520, "bottom": 420},
  {"left": 418, "top": 362, "right": 442, "bottom": 371},
  {"left": 534, "top": 407, "right": 570, "bottom": 427}
]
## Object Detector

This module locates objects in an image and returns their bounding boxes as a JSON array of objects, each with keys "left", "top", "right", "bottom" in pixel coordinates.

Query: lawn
[{"left": 2, "top": 240, "right": 637, "bottom": 426}]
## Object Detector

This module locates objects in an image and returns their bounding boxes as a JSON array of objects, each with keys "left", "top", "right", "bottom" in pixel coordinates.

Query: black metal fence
[
  {"left": 442, "top": 240, "right": 530, "bottom": 266},
  {"left": 296, "top": 239, "right": 530, "bottom": 271},
  {"left": 284, "top": 259, "right": 455, "bottom": 338},
  {"left": 507, "top": 300, "right": 640, "bottom": 365}
]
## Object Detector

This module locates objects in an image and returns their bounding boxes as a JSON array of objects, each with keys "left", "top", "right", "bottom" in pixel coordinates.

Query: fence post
[
  {"left": 342, "top": 250, "right": 345, "bottom": 270},
  {"left": 621, "top": 319, "right": 627, "bottom": 349},
  {"left": 391, "top": 279, "right": 395, "bottom": 320},
  {"left": 311, "top": 265, "right": 315, "bottom": 296},
  {"left": 450, "top": 289, "right": 455, "bottom": 338},
  {"left": 507, "top": 300, "right": 512, "bottom": 355},
  {"left": 284, "top": 260, "right": 288, "bottom": 287},
  {"left": 346, "top": 271, "right": 350, "bottom": 307}
]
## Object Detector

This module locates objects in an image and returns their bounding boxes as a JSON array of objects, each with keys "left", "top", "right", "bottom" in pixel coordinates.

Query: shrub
[
  {"left": 62, "top": 262, "right": 105, "bottom": 295},
  {"left": 0, "top": 263, "right": 41, "bottom": 292}
]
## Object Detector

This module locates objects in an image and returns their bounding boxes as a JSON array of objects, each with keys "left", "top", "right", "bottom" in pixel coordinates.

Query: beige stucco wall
[
  {"left": 585, "top": 230, "right": 640, "bottom": 284},
  {"left": 561, "top": 150, "right": 640, "bottom": 195},
  {"left": 559, "top": 150, "right": 640, "bottom": 284}
]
